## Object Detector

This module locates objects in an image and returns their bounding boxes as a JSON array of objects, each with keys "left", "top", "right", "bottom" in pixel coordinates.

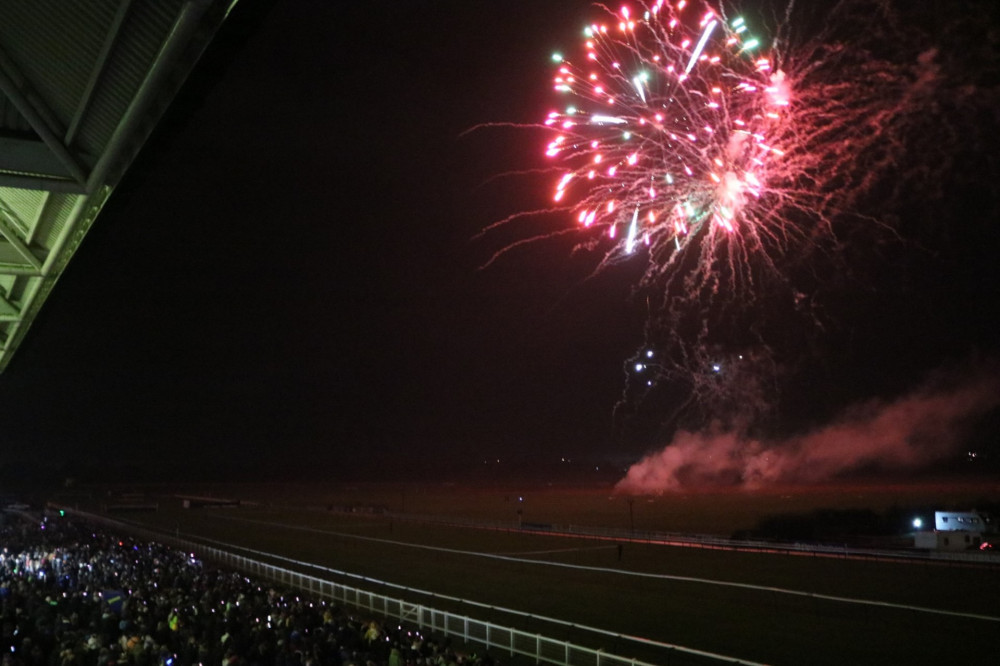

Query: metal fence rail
[{"left": 65, "top": 509, "right": 763, "bottom": 666}]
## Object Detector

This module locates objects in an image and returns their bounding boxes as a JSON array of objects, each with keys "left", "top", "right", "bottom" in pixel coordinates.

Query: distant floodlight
[{"left": 912, "top": 518, "right": 923, "bottom": 529}]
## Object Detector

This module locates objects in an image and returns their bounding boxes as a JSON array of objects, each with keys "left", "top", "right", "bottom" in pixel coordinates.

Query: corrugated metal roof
[
  {"left": 0, "top": 1, "right": 119, "bottom": 133},
  {"left": 34, "top": 193, "right": 79, "bottom": 249},
  {"left": 0, "top": 187, "right": 42, "bottom": 233},
  {"left": 0, "top": 95, "right": 32, "bottom": 133}
]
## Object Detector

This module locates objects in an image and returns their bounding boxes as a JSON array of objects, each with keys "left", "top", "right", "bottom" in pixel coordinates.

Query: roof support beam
[
  {"left": 65, "top": 0, "right": 136, "bottom": 145},
  {"left": 87, "top": 0, "right": 214, "bottom": 192},
  {"left": 24, "top": 191, "right": 51, "bottom": 245},
  {"left": 0, "top": 172, "right": 86, "bottom": 194},
  {"left": 0, "top": 209, "right": 43, "bottom": 274},
  {"left": 0, "top": 136, "right": 79, "bottom": 179},
  {"left": 0, "top": 292, "right": 20, "bottom": 322},
  {"left": 0, "top": 46, "right": 90, "bottom": 186},
  {"left": 40, "top": 195, "right": 91, "bottom": 278}
]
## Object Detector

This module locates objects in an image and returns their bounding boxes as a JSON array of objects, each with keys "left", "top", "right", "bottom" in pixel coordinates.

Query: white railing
[{"left": 65, "top": 508, "right": 763, "bottom": 666}]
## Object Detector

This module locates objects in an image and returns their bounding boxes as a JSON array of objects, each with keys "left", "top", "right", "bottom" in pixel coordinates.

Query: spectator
[{"left": 0, "top": 514, "right": 496, "bottom": 666}]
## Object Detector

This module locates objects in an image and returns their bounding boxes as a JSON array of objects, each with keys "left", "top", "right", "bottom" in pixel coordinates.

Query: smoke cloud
[{"left": 616, "top": 365, "right": 1000, "bottom": 493}]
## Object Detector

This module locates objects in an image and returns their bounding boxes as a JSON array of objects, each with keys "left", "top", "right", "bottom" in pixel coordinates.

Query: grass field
[{"left": 64, "top": 479, "right": 1000, "bottom": 665}]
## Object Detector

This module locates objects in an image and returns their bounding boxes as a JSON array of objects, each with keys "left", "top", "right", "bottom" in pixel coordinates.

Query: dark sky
[{"left": 1, "top": 0, "right": 998, "bottom": 483}]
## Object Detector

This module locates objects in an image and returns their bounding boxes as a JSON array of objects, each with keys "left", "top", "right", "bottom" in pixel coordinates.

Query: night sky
[{"left": 1, "top": 0, "right": 998, "bottom": 484}]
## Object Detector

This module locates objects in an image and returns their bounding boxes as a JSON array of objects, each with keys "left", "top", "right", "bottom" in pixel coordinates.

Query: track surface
[{"left": 84, "top": 482, "right": 1000, "bottom": 666}]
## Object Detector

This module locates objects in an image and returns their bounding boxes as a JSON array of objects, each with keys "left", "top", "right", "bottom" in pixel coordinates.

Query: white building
[
  {"left": 914, "top": 530, "right": 986, "bottom": 551},
  {"left": 913, "top": 511, "right": 993, "bottom": 551},
  {"left": 935, "top": 511, "right": 988, "bottom": 533}
]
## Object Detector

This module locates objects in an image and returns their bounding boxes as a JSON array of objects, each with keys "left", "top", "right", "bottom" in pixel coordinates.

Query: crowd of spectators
[{"left": 0, "top": 511, "right": 499, "bottom": 666}]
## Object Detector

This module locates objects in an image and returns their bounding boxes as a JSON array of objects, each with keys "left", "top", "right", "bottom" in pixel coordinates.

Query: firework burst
[
  {"left": 525, "top": 0, "right": 949, "bottom": 433},
  {"left": 540, "top": 0, "right": 935, "bottom": 294},
  {"left": 545, "top": 1, "right": 791, "bottom": 280}
]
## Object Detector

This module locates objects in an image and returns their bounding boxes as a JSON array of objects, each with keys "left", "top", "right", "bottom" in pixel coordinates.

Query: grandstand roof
[{"left": 0, "top": 0, "right": 238, "bottom": 372}]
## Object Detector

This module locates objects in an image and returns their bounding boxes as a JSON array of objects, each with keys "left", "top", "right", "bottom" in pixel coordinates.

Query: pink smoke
[{"left": 616, "top": 366, "right": 1000, "bottom": 493}]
